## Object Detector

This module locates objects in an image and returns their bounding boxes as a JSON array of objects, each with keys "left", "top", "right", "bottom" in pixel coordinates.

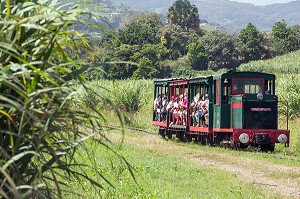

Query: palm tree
[{"left": 0, "top": 0, "right": 127, "bottom": 198}]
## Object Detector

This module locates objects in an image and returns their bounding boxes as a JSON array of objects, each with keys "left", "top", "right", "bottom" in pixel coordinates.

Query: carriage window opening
[
  {"left": 265, "top": 80, "right": 274, "bottom": 94},
  {"left": 233, "top": 79, "right": 263, "bottom": 94}
]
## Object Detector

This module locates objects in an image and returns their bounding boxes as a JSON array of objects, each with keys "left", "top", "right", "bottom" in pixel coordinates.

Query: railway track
[{"left": 103, "top": 124, "right": 153, "bottom": 134}]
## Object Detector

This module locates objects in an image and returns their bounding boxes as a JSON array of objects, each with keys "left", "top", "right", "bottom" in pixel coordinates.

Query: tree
[
  {"left": 117, "top": 12, "right": 163, "bottom": 45},
  {"left": 160, "top": 25, "right": 191, "bottom": 59},
  {"left": 167, "top": 0, "right": 200, "bottom": 32},
  {"left": 130, "top": 44, "right": 171, "bottom": 79},
  {"left": 202, "top": 30, "right": 238, "bottom": 70},
  {"left": 104, "top": 44, "right": 140, "bottom": 79},
  {"left": 187, "top": 33, "right": 208, "bottom": 70},
  {"left": 270, "top": 20, "right": 297, "bottom": 56},
  {"left": 290, "top": 25, "right": 300, "bottom": 51},
  {"left": 238, "top": 23, "right": 266, "bottom": 62}
]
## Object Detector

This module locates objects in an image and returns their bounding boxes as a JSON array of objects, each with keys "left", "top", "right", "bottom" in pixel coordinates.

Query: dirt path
[{"left": 109, "top": 131, "right": 300, "bottom": 199}]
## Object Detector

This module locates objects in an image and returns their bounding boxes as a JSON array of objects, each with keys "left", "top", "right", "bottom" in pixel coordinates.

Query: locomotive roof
[
  {"left": 189, "top": 75, "right": 212, "bottom": 83},
  {"left": 216, "top": 71, "right": 276, "bottom": 80}
]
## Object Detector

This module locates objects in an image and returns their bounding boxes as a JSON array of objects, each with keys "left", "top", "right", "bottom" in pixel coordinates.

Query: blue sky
[{"left": 232, "top": 0, "right": 294, "bottom": 5}]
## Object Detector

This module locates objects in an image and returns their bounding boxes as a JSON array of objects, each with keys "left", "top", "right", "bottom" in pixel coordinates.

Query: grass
[
  {"left": 238, "top": 49, "right": 300, "bottom": 74},
  {"left": 64, "top": 131, "right": 284, "bottom": 199}
]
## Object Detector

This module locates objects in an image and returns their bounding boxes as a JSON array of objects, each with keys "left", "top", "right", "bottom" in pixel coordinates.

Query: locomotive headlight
[
  {"left": 257, "top": 93, "right": 263, "bottom": 100},
  {"left": 278, "top": 134, "right": 288, "bottom": 143},
  {"left": 239, "top": 133, "right": 250, "bottom": 144}
]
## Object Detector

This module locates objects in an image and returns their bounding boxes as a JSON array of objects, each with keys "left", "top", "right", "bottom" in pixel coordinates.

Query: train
[{"left": 152, "top": 70, "right": 290, "bottom": 151}]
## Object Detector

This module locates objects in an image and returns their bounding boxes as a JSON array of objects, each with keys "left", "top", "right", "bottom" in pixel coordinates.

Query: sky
[{"left": 231, "top": 0, "right": 294, "bottom": 5}]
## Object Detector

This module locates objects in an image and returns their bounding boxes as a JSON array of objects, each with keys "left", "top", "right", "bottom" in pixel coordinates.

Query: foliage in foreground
[{"left": 0, "top": 1, "right": 129, "bottom": 198}]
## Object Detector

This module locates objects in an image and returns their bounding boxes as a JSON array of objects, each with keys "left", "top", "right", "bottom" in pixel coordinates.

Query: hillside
[
  {"left": 109, "top": 0, "right": 300, "bottom": 31},
  {"left": 238, "top": 49, "right": 300, "bottom": 74}
]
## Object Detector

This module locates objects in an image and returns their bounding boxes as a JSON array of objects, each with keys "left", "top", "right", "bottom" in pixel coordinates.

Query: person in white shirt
[
  {"left": 153, "top": 94, "right": 161, "bottom": 121},
  {"left": 166, "top": 96, "right": 175, "bottom": 124}
]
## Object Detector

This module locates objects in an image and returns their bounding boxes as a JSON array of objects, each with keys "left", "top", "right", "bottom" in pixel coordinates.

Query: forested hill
[{"left": 109, "top": 0, "right": 300, "bottom": 31}]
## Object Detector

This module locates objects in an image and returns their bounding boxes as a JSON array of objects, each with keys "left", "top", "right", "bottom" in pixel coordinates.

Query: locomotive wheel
[
  {"left": 234, "top": 143, "right": 241, "bottom": 150},
  {"left": 269, "top": 144, "right": 275, "bottom": 152}
]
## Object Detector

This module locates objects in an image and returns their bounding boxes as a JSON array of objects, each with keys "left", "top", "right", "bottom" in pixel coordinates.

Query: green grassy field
[{"left": 64, "top": 133, "right": 287, "bottom": 199}]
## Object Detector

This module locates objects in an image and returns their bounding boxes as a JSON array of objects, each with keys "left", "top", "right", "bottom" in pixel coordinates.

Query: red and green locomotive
[{"left": 152, "top": 71, "right": 290, "bottom": 151}]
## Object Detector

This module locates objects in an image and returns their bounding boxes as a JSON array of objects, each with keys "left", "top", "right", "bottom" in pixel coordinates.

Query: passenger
[
  {"left": 179, "top": 94, "right": 184, "bottom": 107},
  {"left": 182, "top": 93, "right": 188, "bottom": 108},
  {"left": 189, "top": 93, "right": 201, "bottom": 126},
  {"left": 178, "top": 106, "right": 183, "bottom": 124},
  {"left": 172, "top": 106, "right": 179, "bottom": 125},
  {"left": 161, "top": 95, "right": 168, "bottom": 121},
  {"left": 190, "top": 101, "right": 196, "bottom": 126},
  {"left": 194, "top": 94, "right": 203, "bottom": 126},
  {"left": 181, "top": 106, "right": 187, "bottom": 125},
  {"left": 153, "top": 94, "right": 161, "bottom": 121},
  {"left": 166, "top": 96, "right": 175, "bottom": 124},
  {"left": 190, "top": 93, "right": 199, "bottom": 126},
  {"left": 173, "top": 97, "right": 181, "bottom": 124},
  {"left": 201, "top": 94, "right": 209, "bottom": 127},
  {"left": 153, "top": 94, "right": 160, "bottom": 109},
  {"left": 174, "top": 97, "right": 179, "bottom": 110}
]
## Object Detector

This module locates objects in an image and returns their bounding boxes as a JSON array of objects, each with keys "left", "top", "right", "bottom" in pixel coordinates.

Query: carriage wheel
[{"left": 166, "top": 130, "right": 172, "bottom": 139}]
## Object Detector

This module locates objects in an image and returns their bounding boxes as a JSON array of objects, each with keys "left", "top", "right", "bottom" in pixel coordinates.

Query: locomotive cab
[
  {"left": 214, "top": 72, "right": 290, "bottom": 150},
  {"left": 230, "top": 77, "right": 277, "bottom": 130}
]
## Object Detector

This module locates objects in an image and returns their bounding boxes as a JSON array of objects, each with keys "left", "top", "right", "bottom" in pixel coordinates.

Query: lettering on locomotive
[{"left": 250, "top": 108, "right": 272, "bottom": 112}]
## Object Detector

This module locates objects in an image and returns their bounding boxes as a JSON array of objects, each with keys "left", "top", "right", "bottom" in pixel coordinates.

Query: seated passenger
[
  {"left": 182, "top": 93, "right": 188, "bottom": 108},
  {"left": 190, "top": 101, "right": 196, "bottom": 126},
  {"left": 166, "top": 96, "right": 175, "bottom": 123},
  {"left": 181, "top": 106, "right": 187, "bottom": 125},
  {"left": 190, "top": 93, "right": 201, "bottom": 126},
  {"left": 179, "top": 94, "right": 183, "bottom": 107},
  {"left": 161, "top": 95, "right": 168, "bottom": 121},
  {"left": 177, "top": 106, "right": 182, "bottom": 125},
  {"left": 153, "top": 94, "right": 161, "bottom": 121},
  {"left": 172, "top": 106, "right": 179, "bottom": 125},
  {"left": 194, "top": 97, "right": 203, "bottom": 126},
  {"left": 201, "top": 94, "right": 209, "bottom": 127}
]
